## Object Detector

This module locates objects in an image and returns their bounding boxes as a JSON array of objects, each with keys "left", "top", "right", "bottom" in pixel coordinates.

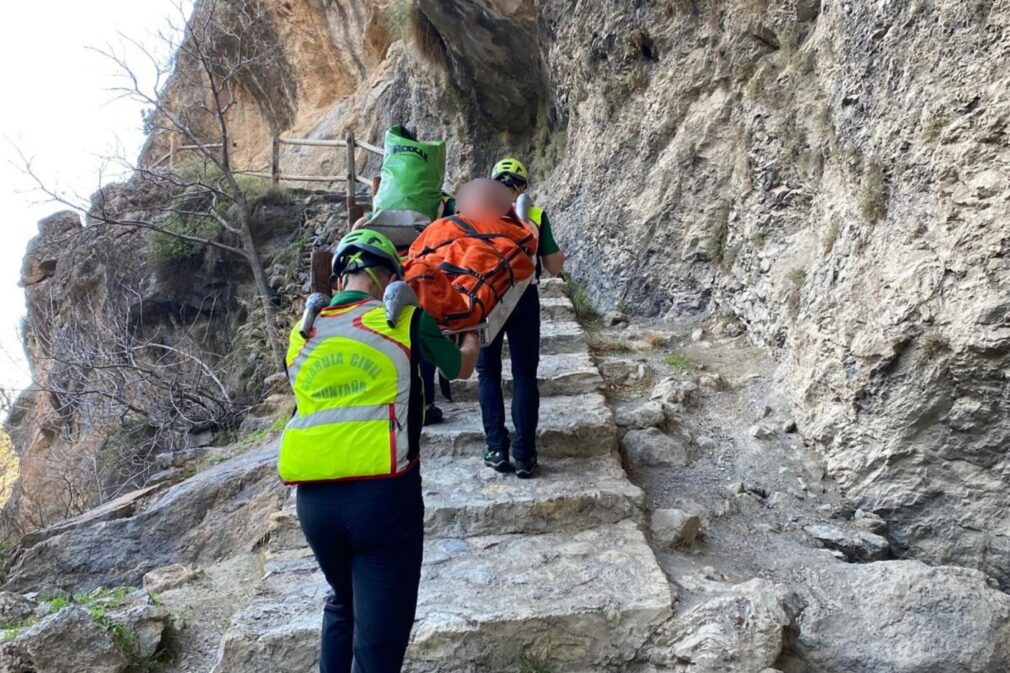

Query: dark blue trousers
[
  {"left": 420, "top": 359, "right": 437, "bottom": 407},
  {"left": 296, "top": 467, "right": 424, "bottom": 673},
  {"left": 476, "top": 284, "right": 541, "bottom": 461}
]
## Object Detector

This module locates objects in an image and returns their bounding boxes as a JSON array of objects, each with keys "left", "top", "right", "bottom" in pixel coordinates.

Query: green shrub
[
  {"left": 665, "top": 353, "right": 692, "bottom": 370},
  {"left": 273, "top": 236, "right": 309, "bottom": 272},
  {"left": 566, "top": 278, "right": 600, "bottom": 323},
  {"left": 148, "top": 215, "right": 222, "bottom": 264},
  {"left": 788, "top": 267, "right": 807, "bottom": 286},
  {"left": 212, "top": 427, "right": 240, "bottom": 446},
  {"left": 0, "top": 617, "right": 39, "bottom": 641},
  {"left": 46, "top": 596, "right": 71, "bottom": 612}
]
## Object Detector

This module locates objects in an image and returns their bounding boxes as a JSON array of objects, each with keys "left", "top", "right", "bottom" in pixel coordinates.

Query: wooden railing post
[
  {"left": 346, "top": 133, "right": 363, "bottom": 229},
  {"left": 271, "top": 135, "right": 281, "bottom": 188}
]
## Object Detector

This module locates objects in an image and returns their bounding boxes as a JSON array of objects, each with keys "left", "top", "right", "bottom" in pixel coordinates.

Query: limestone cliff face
[{"left": 15, "top": 0, "right": 1010, "bottom": 584}]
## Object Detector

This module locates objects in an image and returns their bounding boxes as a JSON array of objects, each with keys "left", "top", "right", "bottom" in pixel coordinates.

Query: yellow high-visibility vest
[
  {"left": 279, "top": 300, "right": 419, "bottom": 484},
  {"left": 528, "top": 206, "right": 544, "bottom": 228}
]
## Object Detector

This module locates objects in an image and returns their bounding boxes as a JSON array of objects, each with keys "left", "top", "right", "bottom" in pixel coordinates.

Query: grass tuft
[
  {"left": 665, "top": 353, "right": 692, "bottom": 370},
  {"left": 706, "top": 208, "right": 731, "bottom": 265},
  {"left": 788, "top": 267, "right": 808, "bottom": 286},
  {"left": 823, "top": 217, "right": 841, "bottom": 254},
  {"left": 860, "top": 161, "right": 887, "bottom": 224},
  {"left": 566, "top": 278, "right": 600, "bottom": 323}
]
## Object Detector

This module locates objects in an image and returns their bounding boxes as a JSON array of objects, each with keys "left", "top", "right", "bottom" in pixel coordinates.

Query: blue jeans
[
  {"left": 296, "top": 467, "right": 424, "bottom": 673},
  {"left": 477, "top": 285, "right": 541, "bottom": 461}
]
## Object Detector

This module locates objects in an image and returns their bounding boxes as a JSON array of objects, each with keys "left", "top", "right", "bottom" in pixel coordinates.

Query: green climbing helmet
[
  {"left": 332, "top": 228, "right": 403, "bottom": 280},
  {"left": 491, "top": 157, "right": 529, "bottom": 190}
]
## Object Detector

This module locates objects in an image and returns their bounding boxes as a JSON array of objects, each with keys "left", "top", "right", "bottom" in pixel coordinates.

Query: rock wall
[
  {"left": 14, "top": 0, "right": 1010, "bottom": 586},
  {"left": 7, "top": 183, "right": 330, "bottom": 529},
  {"left": 422, "top": 0, "right": 1010, "bottom": 587}
]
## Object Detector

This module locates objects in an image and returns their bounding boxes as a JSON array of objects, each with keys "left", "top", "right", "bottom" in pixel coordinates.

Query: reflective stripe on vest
[{"left": 279, "top": 300, "right": 416, "bottom": 483}]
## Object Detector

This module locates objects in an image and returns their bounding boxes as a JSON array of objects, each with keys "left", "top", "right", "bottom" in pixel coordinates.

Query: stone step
[
  {"left": 421, "top": 393, "right": 616, "bottom": 459},
  {"left": 265, "top": 454, "right": 643, "bottom": 541},
  {"left": 449, "top": 351, "right": 602, "bottom": 401},
  {"left": 422, "top": 453, "right": 643, "bottom": 537},
  {"left": 539, "top": 295, "right": 576, "bottom": 322},
  {"left": 503, "top": 319, "right": 587, "bottom": 356},
  {"left": 539, "top": 320, "right": 587, "bottom": 355},
  {"left": 213, "top": 522, "right": 673, "bottom": 673},
  {"left": 538, "top": 277, "right": 568, "bottom": 299}
]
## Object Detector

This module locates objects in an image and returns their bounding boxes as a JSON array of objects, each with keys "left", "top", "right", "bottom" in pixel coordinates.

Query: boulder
[
  {"left": 4, "top": 446, "right": 285, "bottom": 593},
  {"left": 698, "top": 373, "right": 726, "bottom": 390},
  {"left": 622, "top": 428, "right": 688, "bottom": 468},
  {"left": 791, "top": 562, "right": 1010, "bottom": 672},
  {"left": 0, "top": 607, "right": 128, "bottom": 673},
  {"left": 651, "top": 377, "right": 699, "bottom": 406},
  {"left": 112, "top": 604, "right": 171, "bottom": 660},
  {"left": 143, "top": 564, "right": 197, "bottom": 595},
  {"left": 0, "top": 592, "right": 36, "bottom": 625},
  {"left": 651, "top": 508, "right": 701, "bottom": 548},
  {"left": 642, "top": 579, "right": 798, "bottom": 671},
  {"left": 804, "top": 523, "right": 890, "bottom": 562},
  {"left": 695, "top": 435, "right": 717, "bottom": 451},
  {"left": 852, "top": 509, "right": 888, "bottom": 535},
  {"left": 614, "top": 401, "right": 666, "bottom": 430},
  {"left": 240, "top": 393, "right": 293, "bottom": 434},
  {"left": 750, "top": 423, "right": 776, "bottom": 440},
  {"left": 604, "top": 311, "right": 628, "bottom": 326},
  {"left": 598, "top": 359, "right": 637, "bottom": 383}
]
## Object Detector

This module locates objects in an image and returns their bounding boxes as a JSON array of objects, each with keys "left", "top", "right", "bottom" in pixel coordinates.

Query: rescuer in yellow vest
[
  {"left": 280, "top": 228, "right": 479, "bottom": 673},
  {"left": 478, "top": 158, "right": 566, "bottom": 479}
]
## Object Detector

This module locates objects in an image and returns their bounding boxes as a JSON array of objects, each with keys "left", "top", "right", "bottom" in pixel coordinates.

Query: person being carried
[
  {"left": 478, "top": 158, "right": 565, "bottom": 479},
  {"left": 352, "top": 192, "right": 459, "bottom": 427},
  {"left": 278, "top": 228, "right": 480, "bottom": 673}
]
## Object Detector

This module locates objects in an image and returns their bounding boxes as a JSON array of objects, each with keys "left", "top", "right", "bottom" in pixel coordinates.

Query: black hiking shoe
[
  {"left": 423, "top": 405, "right": 444, "bottom": 426},
  {"left": 484, "top": 448, "right": 513, "bottom": 473},
  {"left": 515, "top": 456, "right": 538, "bottom": 479}
]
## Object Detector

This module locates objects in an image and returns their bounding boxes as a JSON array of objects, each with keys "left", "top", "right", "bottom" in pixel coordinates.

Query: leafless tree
[
  {"left": 2, "top": 276, "right": 239, "bottom": 532},
  {"left": 18, "top": 0, "right": 290, "bottom": 369}
]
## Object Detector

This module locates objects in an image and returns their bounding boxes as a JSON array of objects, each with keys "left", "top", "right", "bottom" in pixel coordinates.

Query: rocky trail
[
  {"left": 5, "top": 277, "right": 1010, "bottom": 673},
  {"left": 5, "top": 274, "right": 1010, "bottom": 666},
  {"left": 210, "top": 277, "right": 673, "bottom": 672}
]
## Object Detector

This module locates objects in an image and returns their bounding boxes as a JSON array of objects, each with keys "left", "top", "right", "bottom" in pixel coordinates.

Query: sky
[{"left": 0, "top": 2, "right": 187, "bottom": 409}]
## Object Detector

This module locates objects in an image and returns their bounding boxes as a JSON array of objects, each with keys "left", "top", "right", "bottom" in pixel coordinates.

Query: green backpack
[{"left": 372, "top": 125, "right": 446, "bottom": 221}]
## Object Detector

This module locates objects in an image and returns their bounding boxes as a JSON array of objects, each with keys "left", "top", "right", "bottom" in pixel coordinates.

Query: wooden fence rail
[
  {"left": 155, "top": 132, "right": 382, "bottom": 229},
  {"left": 150, "top": 140, "right": 227, "bottom": 169},
  {"left": 267, "top": 132, "right": 384, "bottom": 227}
]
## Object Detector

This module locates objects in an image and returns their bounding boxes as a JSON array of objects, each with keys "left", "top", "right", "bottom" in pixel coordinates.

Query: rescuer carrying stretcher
[{"left": 277, "top": 123, "right": 564, "bottom": 672}]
